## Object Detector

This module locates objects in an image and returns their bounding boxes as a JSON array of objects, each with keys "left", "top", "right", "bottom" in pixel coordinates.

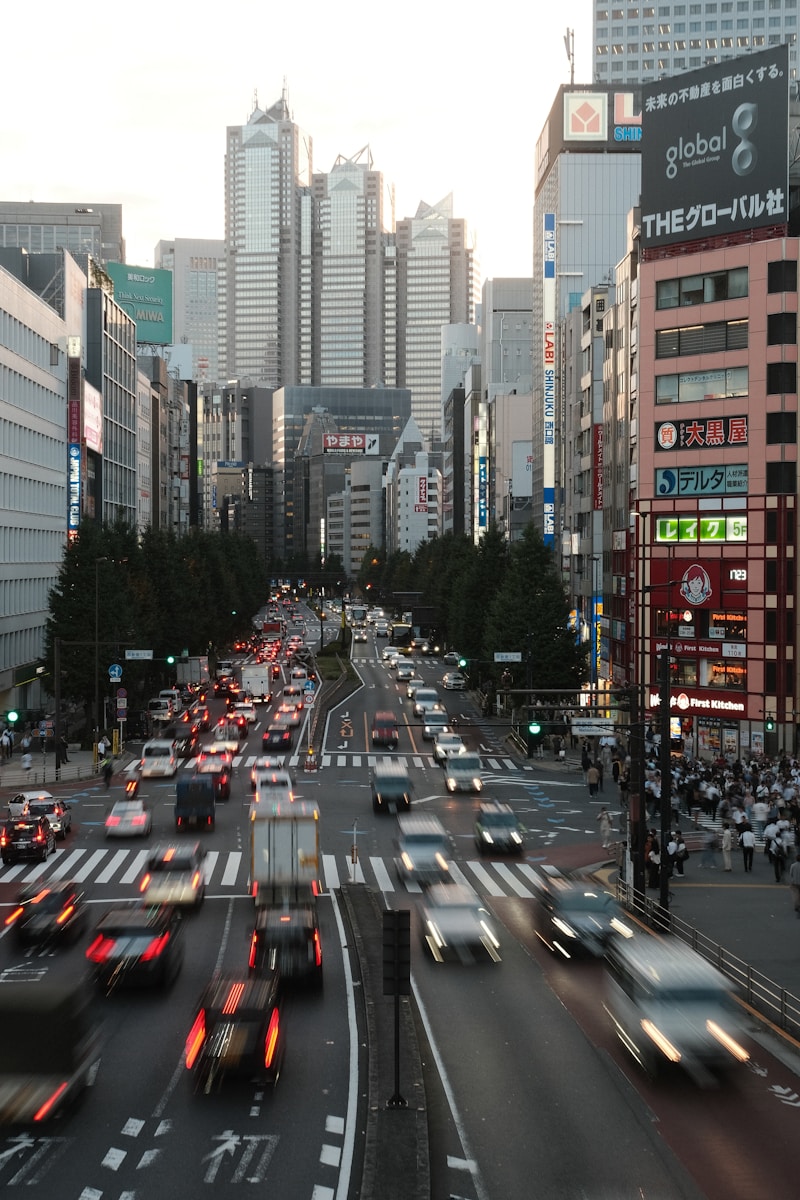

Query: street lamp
[{"left": 94, "top": 556, "right": 108, "bottom": 750}]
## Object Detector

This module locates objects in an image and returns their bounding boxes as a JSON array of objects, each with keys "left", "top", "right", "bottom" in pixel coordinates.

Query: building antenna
[{"left": 564, "top": 28, "right": 575, "bottom": 86}]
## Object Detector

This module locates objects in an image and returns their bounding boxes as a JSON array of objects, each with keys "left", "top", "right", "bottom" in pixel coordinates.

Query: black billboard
[{"left": 640, "top": 46, "right": 789, "bottom": 249}]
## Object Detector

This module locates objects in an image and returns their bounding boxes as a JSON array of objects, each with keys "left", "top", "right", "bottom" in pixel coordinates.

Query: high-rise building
[
  {"left": 592, "top": 0, "right": 798, "bottom": 84},
  {"left": 154, "top": 238, "right": 224, "bottom": 384},
  {"left": 0, "top": 201, "right": 125, "bottom": 265}
]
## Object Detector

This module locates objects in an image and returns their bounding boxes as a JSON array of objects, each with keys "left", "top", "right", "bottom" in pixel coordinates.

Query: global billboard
[
  {"left": 640, "top": 45, "right": 789, "bottom": 249},
  {"left": 106, "top": 263, "right": 173, "bottom": 344}
]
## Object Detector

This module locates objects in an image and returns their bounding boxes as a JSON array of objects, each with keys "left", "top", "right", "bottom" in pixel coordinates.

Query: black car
[
  {"left": 248, "top": 904, "right": 323, "bottom": 989},
  {"left": 5, "top": 881, "right": 88, "bottom": 946},
  {"left": 530, "top": 867, "right": 633, "bottom": 959},
  {"left": 194, "top": 759, "right": 232, "bottom": 801},
  {"left": 1, "top": 815, "right": 56, "bottom": 865},
  {"left": 263, "top": 725, "right": 293, "bottom": 751},
  {"left": 86, "top": 904, "right": 184, "bottom": 991},
  {"left": 474, "top": 802, "right": 525, "bottom": 856},
  {"left": 174, "top": 733, "right": 200, "bottom": 759},
  {"left": 27, "top": 798, "right": 72, "bottom": 840},
  {"left": 185, "top": 971, "right": 283, "bottom": 1092}
]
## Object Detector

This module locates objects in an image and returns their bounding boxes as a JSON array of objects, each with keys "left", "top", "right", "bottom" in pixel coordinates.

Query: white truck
[
  {"left": 176, "top": 656, "right": 210, "bottom": 686},
  {"left": 249, "top": 802, "right": 319, "bottom": 907},
  {"left": 240, "top": 663, "right": 274, "bottom": 704}
]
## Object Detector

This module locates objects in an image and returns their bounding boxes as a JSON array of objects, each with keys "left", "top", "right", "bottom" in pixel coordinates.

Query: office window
[
  {"left": 766, "top": 461, "right": 797, "bottom": 493},
  {"left": 656, "top": 319, "right": 748, "bottom": 356},
  {"left": 766, "top": 411, "right": 797, "bottom": 443},
  {"left": 766, "top": 361, "right": 797, "bottom": 393},
  {"left": 767, "top": 311, "right": 798, "bottom": 345},
  {"left": 768, "top": 260, "right": 798, "bottom": 292}
]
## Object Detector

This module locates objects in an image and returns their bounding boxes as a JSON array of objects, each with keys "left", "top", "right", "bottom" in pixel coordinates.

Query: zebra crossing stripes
[{"left": 183, "top": 752, "right": 523, "bottom": 773}]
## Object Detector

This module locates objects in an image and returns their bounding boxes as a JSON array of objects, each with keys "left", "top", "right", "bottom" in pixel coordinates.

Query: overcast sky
[{"left": 3, "top": 1, "right": 593, "bottom": 280}]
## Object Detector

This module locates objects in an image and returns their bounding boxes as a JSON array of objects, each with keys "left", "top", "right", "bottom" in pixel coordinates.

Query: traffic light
[
  {"left": 765, "top": 715, "right": 775, "bottom": 731},
  {"left": 458, "top": 656, "right": 468, "bottom": 670},
  {"left": 166, "top": 655, "right": 176, "bottom": 665},
  {"left": 527, "top": 719, "right": 543, "bottom": 759},
  {"left": 528, "top": 720, "right": 542, "bottom": 736},
  {"left": 6, "top": 710, "right": 18, "bottom": 727}
]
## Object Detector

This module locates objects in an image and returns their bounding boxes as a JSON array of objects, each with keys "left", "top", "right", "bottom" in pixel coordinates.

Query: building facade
[{"left": 155, "top": 238, "right": 224, "bottom": 384}]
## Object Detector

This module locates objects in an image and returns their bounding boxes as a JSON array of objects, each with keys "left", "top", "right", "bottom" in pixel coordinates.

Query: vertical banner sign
[
  {"left": 542, "top": 213, "right": 556, "bottom": 545},
  {"left": 478, "top": 457, "right": 488, "bottom": 528},
  {"left": 67, "top": 342, "right": 82, "bottom": 539},
  {"left": 593, "top": 424, "right": 604, "bottom": 510},
  {"left": 413, "top": 474, "right": 428, "bottom": 513}
]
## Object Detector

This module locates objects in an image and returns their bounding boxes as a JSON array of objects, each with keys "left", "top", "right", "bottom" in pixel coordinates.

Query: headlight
[
  {"left": 481, "top": 830, "right": 494, "bottom": 843},
  {"left": 551, "top": 917, "right": 578, "bottom": 939},
  {"left": 510, "top": 831, "right": 523, "bottom": 844},
  {"left": 473, "top": 779, "right": 483, "bottom": 792},
  {"left": 401, "top": 852, "right": 414, "bottom": 871}
]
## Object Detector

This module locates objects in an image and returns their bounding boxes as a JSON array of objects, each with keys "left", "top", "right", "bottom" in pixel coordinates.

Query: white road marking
[
  {"left": 202, "top": 850, "right": 219, "bottom": 882},
  {"left": 120, "top": 850, "right": 149, "bottom": 885},
  {"left": 325, "top": 1115, "right": 345, "bottom": 1135},
  {"left": 221, "top": 852, "right": 241, "bottom": 887},
  {"left": 71, "top": 850, "right": 109, "bottom": 883},
  {"left": 323, "top": 853, "right": 340, "bottom": 890},
  {"left": 95, "top": 848, "right": 129, "bottom": 883},
  {"left": 463, "top": 861, "right": 505, "bottom": 896},
  {"left": 491, "top": 862, "right": 535, "bottom": 897},
  {"left": 320, "top": 1143, "right": 342, "bottom": 1167},
  {"left": 46, "top": 848, "right": 87, "bottom": 880},
  {"left": 369, "top": 857, "right": 394, "bottom": 892}
]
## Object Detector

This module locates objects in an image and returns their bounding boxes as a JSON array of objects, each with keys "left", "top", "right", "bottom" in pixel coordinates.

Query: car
[
  {"left": 248, "top": 904, "right": 323, "bottom": 989},
  {"left": 375, "top": 622, "right": 390, "bottom": 638},
  {"left": 420, "top": 883, "right": 501, "bottom": 963},
  {"left": 441, "top": 672, "right": 467, "bottom": 691},
  {"left": 432, "top": 732, "right": 466, "bottom": 764},
  {"left": 232, "top": 713, "right": 250, "bottom": 739},
  {"left": 352, "top": 628, "right": 368, "bottom": 643},
  {"left": 531, "top": 866, "right": 633, "bottom": 959},
  {"left": 405, "top": 676, "right": 425, "bottom": 699},
  {"left": 249, "top": 755, "right": 286, "bottom": 790},
  {"left": 263, "top": 724, "right": 293, "bottom": 751},
  {"left": 395, "top": 661, "right": 414, "bottom": 682},
  {"left": 422, "top": 711, "right": 451, "bottom": 740},
  {"left": 381, "top": 645, "right": 399, "bottom": 665},
  {"left": 174, "top": 733, "right": 200, "bottom": 759},
  {"left": 211, "top": 722, "right": 241, "bottom": 753},
  {"left": 105, "top": 799, "right": 153, "bottom": 839},
  {"left": 194, "top": 756, "right": 232, "bottom": 800},
  {"left": 275, "top": 704, "right": 302, "bottom": 728},
  {"left": 394, "top": 814, "right": 451, "bottom": 887},
  {"left": 444, "top": 752, "right": 484, "bottom": 794},
  {"left": 185, "top": 971, "right": 283, "bottom": 1092},
  {"left": 1, "top": 815, "right": 56, "bottom": 864},
  {"left": 140, "top": 739, "right": 178, "bottom": 778},
  {"left": 371, "top": 710, "right": 399, "bottom": 750},
  {"left": 232, "top": 700, "right": 257, "bottom": 725},
  {"left": 87, "top": 904, "right": 185, "bottom": 991},
  {"left": 138, "top": 843, "right": 207, "bottom": 910},
  {"left": 27, "top": 797, "right": 72, "bottom": 839},
  {"left": 194, "top": 705, "right": 211, "bottom": 731},
  {"left": 8, "top": 790, "right": 55, "bottom": 820},
  {"left": 474, "top": 801, "right": 525, "bottom": 855},
  {"left": 371, "top": 762, "right": 413, "bottom": 813},
  {"left": 4, "top": 881, "right": 88, "bottom": 946},
  {"left": 413, "top": 689, "right": 442, "bottom": 717},
  {"left": 442, "top": 651, "right": 462, "bottom": 666}
]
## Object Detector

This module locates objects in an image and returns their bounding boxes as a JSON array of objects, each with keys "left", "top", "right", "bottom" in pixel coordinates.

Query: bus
[
  {"left": 349, "top": 605, "right": 367, "bottom": 626},
  {"left": 390, "top": 622, "right": 413, "bottom": 648}
]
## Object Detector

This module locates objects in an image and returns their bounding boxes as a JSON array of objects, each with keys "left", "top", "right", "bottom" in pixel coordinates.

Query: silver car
[
  {"left": 105, "top": 799, "right": 152, "bottom": 839},
  {"left": 421, "top": 883, "right": 501, "bottom": 963}
]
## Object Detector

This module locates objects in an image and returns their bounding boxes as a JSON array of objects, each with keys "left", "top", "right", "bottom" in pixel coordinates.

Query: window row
[{"left": 655, "top": 318, "right": 748, "bottom": 357}]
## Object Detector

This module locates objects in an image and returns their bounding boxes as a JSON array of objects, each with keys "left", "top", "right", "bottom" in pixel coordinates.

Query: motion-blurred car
[
  {"left": 185, "top": 971, "right": 283, "bottom": 1091},
  {"left": 394, "top": 814, "right": 450, "bottom": 887},
  {"left": 27, "top": 797, "right": 72, "bottom": 840},
  {"left": 232, "top": 700, "right": 257, "bottom": 725},
  {"left": 474, "top": 801, "right": 524, "bottom": 855},
  {"left": 432, "top": 732, "right": 466, "bottom": 764},
  {"left": 275, "top": 704, "right": 302, "bottom": 729},
  {"left": 371, "top": 711, "right": 399, "bottom": 750},
  {"left": 263, "top": 724, "right": 293, "bottom": 751},
  {"left": 248, "top": 905, "right": 323, "bottom": 989},
  {"left": 422, "top": 711, "right": 451, "bottom": 740},
  {"left": 405, "top": 676, "right": 425, "bottom": 699},
  {"left": 352, "top": 628, "right": 368, "bottom": 643},
  {"left": 371, "top": 762, "right": 413, "bottom": 814},
  {"left": 395, "top": 661, "right": 414, "bottom": 682},
  {"left": 444, "top": 752, "right": 484, "bottom": 794},
  {"left": 381, "top": 646, "right": 399, "bottom": 665},
  {"left": 87, "top": 904, "right": 184, "bottom": 991},
  {"left": 421, "top": 883, "right": 501, "bottom": 964},
  {"left": 174, "top": 732, "right": 200, "bottom": 759},
  {"left": 194, "top": 752, "right": 232, "bottom": 800},
  {"left": 105, "top": 799, "right": 152, "bottom": 839},
  {"left": 139, "top": 740, "right": 177, "bottom": 778},
  {"left": 138, "top": 843, "right": 206, "bottom": 910},
  {"left": 249, "top": 755, "right": 286, "bottom": 790},
  {"left": 4, "top": 881, "right": 88, "bottom": 946},
  {"left": 441, "top": 672, "right": 467, "bottom": 691},
  {"left": 1, "top": 815, "right": 56, "bottom": 865},
  {"left": 442, "top": 651, "right": 462, "bottom": 666},
  {"left": 193, "top": 706, "right": 211, "bottom": 731},
  {"left": 531, "top": 866, "right": 632, "bottom": 959}
]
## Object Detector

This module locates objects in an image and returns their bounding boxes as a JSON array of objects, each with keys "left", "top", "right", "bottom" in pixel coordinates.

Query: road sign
[
  {"left": 108, "top": 663, "right": 122, "bottom": 681},
  {"left": 125, "top": 649, "right": 153, "bottom": 660},
  {"left": 116, "top": 697, "right": 128, "bottom": 709},
  {"left": 303, "top": 679, "right": 316, "bottom": 692},
  {"left": 571, "top": 718, "right": 615, "bottom": 737},
  {"left": 494, "top": 652, "right": 522, "bottom": 663},
  {"left": 117, "top": 688, "right": 127, "bottom": 698},
  {"left": 304, "top": 692, "right": 316, "bottom": 706}
]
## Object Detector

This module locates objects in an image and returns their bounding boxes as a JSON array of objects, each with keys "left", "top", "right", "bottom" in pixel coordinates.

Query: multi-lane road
[{"left": 1, "top": 612, "right": 800, "bottom": 1199}]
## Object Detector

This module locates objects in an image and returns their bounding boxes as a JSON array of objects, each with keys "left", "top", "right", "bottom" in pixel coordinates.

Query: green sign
[
  {"left": 655, "top": 514, "right": 748, "bottom": 544},
  {"left": 107, "top": 263, "right": 173, "bottom": 345}
]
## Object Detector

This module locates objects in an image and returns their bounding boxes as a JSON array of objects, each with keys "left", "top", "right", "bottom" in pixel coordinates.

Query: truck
[
  {"left": 261, "top": 620, "right": 285, "bottom": 639},
  {"left": 175, "top": 775, "right": 216, "bottom": 831},
  {"left": 240, "top": 663, "right": 274, "bottom": 704},
  {"left": 0, "top": 980, "right": 102, "bottom": 1124},
  {"left": 176, "top": 656, "right": 210, "bottom": 686},
  {"left": 250, "top": 802, "right": 320, "bottom": 907}
]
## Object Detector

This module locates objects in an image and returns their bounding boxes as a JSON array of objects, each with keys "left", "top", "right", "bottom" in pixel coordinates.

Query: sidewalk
[{"left": 0, "top": 747, "right": 134, "bottom": 792}]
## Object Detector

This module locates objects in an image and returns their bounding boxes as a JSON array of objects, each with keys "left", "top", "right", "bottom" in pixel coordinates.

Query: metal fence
[{"left": 617, "top": 878, "right": 800, "bottom": 1041}]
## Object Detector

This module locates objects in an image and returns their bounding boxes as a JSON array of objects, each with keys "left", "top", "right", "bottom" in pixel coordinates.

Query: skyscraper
[
  {"left": 592, "top": 0, "right": 798, "bottom": 84},
  {"left": 155, "top": 238, "right": 224, "bottom": 384}
]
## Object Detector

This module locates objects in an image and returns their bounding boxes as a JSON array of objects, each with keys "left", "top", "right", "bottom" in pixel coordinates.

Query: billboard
[
  {"left": 535, "top": 86, "right": 642, "bottom": 191},
  {"left": 106, "top": 263, "right": 173, "bottom": 344},
  {"left": 640, "top": 46, "right": 789, "bottom": 249},
  {"left": 323, "top": 433, "right": 366, "bottom": 453},
  {"left": 542, "top": 214, "right": 556, "bottom": 544}
]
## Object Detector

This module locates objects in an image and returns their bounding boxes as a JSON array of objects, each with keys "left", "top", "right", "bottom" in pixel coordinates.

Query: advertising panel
[
  {"left": 106, "top": 263, "right": 173, "bottom": 345},
  {"left": 478, "top": 457, "right": 488, "bottom": 528},
  {"left": 592, "top": 424, "right": 604, "bottom": 511},
  {"left": 511, "top": 441, "right": 533, "bottom": 498},
  {"left": 323, "top": 433, "right": 366, "bottom": 453},
  {"left": 656, "top": 464, "right": 747, "bottom": 497},
  {"left": 67, "top": 444, "right": 81, "bottom": 534},
  {"left": 640, "top": 46, "right": 789, "bottom": 249},
  {"left": 414, "top": 474, "right": 428, "bottom": 514},
  {"left": 542, "top": 213, "right": 556, "bottom": 545},
  {"left": 655, "top": 415, "right": 748, "bottom": 450},
  {"left": 535, "top": 87, "right": 642, "bottom": 190},
  {"left": 83, "top": 381, "right": 103, "bottom": 454}
]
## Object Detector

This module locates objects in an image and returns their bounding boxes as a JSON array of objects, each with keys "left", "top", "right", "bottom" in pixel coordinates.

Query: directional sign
[
  {"left": 125, "top": 649, "right": 154, "bottom": 660},
  {"left": 303, "top": 679, "right": 316, "bottom": 692},
  {"left": 108, "top": 663, "right": 122, "bottom": 681},
  {"left": 494, "top": 652, "right": 522, "bottom": 663}
]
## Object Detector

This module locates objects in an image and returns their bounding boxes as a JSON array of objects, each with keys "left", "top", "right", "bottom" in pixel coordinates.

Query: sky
[{"left": 3, "top": 1, "right": 593, "bottom": 281}]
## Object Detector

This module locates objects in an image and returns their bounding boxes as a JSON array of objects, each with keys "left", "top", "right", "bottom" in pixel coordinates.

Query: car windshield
[
  {"left": 144, "top": 746, "right": 171, "bottom": 758},
  {"left": 150, "top": 855, "right": 195, "bottom": 873},
  {"left": 557, "top": 889, "right": 616, "bottom": 913},
  {"left": 451, "top": 756, "right": 481, "bottom": 771},
  {"left": 404, "top": 834, "right": 445, "bottom": 848},
  {"left": 483, "top": 812, "right": 518, "bottom": 828}
]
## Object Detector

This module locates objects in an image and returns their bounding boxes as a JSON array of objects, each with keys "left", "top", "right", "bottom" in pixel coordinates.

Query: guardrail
[{"left": 617, "top": 879, "right": 800, "bottom": 1040}]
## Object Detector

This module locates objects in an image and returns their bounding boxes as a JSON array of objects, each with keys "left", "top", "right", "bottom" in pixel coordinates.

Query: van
[
  {"left": 371, "top": 762, "right": 413, "bottom": 813},
  {"left": 175, "top": 775, "right": 216, "bottom": 831},
  {"left": 290, "top": 667, "right": 308, "bottom": 684},
  {"left": 371, "top": 711, "right": 399, "bottom": 750},
  {"left": 604, "top": 936, "right": 750, "bottom": 1084},
  {"left": 412, "top": 688, "right": 440, "bottom": 717},
  {"left": 159, "top": 688, "right": 183, "bottom": 715},
  {"left": 140, "top": 739, "right": 177, "bottom": 778},
  {"left": 253, "top": 769, "right": 295, "bottom": 812},
  {"left": 148, "top": 697, "right": 174, "bottom": 727},
  {"left": 282, "top": 684, "right": 304, "bottom": 710},
  {"left": 394, "top": 814, "right": 450, "bottom": 886}
]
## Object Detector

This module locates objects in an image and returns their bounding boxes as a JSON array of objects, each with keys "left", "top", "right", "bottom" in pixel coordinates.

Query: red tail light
[
  {"left": 185, "top": 1011, "right": 206, "bottom": 1068},
  {"left": 264, "top": 1008, "right": 280, "bottom": 1069},
  {"left": 4, "top": 906, "right": 24, "bottom": 927},
  {"left": 106, "top": 816, "right": 121, "bottom": 827},
  {"left": 131, "top": 815, "right": 147, "bottom": 826},
  {"left": 141, "top": 931, "right": 170, "bottom": 961},
  {"left": 56, "top": 904, "right": 75, "bottom": 926},
  {"left": 191, "top": 871, "right": 201, "bottom": 889},
  {"left": 313, "top": 929, "right": 322, "bottom": 967},
  {"left": 86, "top": 934, "right": 116, "bottom": 963},
  {"left": 0, "top": 833, "right": 7, "bottom": 847},
  {"left": 248, "top": 931, "right": 258, "bottom": 970},
  {"left": 33, "top": 1081, "right": 69, "bottom": 1122},
  {"left": 139, "top": 873, "right": 151, "bottom": 892}
]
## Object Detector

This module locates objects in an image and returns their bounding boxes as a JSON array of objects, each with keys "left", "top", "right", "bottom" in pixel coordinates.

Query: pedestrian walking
[
  {"left": 1, "top": 729, "right": 12, "bottom": 760},
  {"left": 645, "top": 830, "right": 661, "bottom": 889},
  {"left": 740, "top": 823, "right": 756, "bottom": 872},
  {"left": 699, "top": 829, "right": 719, "bottom": 869},
  {"left": 722, "top": 822, "right": 733, "bottom": 872},
  {"left": 21, "top": 751, "right": 32, "bottom": 774},
  {"left": 789, "top": 853, "right": 800, "bottom": 917},
  {"left": 674, "top": 831, "right": 689, "bottom": 876},
  {"left": 597, "top": 807, "right": 613, "bottom": 850},
  {"left": 581, "top": 747, "right": 592, "bottom": 784},
  {"left": 770, "top": 829, "right": 787, "bottom": 883},
  {"left": 594, "top": 758, "right": 604, "bottom": 793},
  {"left": 587, "top": 763, "right": 600, "bottom": 797},
  {"left": 102, "top": 756, "right": 113, "bottom": 789}
]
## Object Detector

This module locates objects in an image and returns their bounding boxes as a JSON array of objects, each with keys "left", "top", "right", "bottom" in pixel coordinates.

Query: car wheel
[{"left": 40, "top": 847, "right": 48, "bottom": 862}]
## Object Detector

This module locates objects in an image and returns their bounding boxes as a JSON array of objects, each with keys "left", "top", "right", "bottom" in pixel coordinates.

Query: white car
[
  {"left": 231, "top": 700, "right": 257, "bottom": 725},
  {"left": 421, "top": 884, "right": 501, "bottom": 964},
  {"left": 249, "top": 755, "right": 286, "bottom": 790},
  {"left": 396, "top": 662, "right": 414, "bottom": 682},
  {"left": 140, "top": 740, "right": 177, "bottom": 778},
  {"left": 423, "top": 711, "right": 451, "bottom": 740},
  {"left": 353, "top": 628, "right": 368, "bottom": 643},
  {"left": 381, "top": 646, "right": 399, "bottom": 665},
  {"left": 432, "top": 732, "right": 466, "bottom": 764},
  {"left": 406, "top": 677, "right": 425, "bottom": 699},
  {"left": 442, "top": 672, "right": 467, "bottom": 691}
]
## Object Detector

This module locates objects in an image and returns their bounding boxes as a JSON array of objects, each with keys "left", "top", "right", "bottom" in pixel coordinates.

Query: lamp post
[{"left": 94, "top": 556, "right": 108, "bottom": 751}]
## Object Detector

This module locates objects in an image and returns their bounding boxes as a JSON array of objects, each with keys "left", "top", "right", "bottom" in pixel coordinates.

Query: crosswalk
[
  {"left": 1, "top": 845, "right": 542, "bottom": 899},
  {"left": 184, "top": 752, "right": 528, "bottom": 772}
]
